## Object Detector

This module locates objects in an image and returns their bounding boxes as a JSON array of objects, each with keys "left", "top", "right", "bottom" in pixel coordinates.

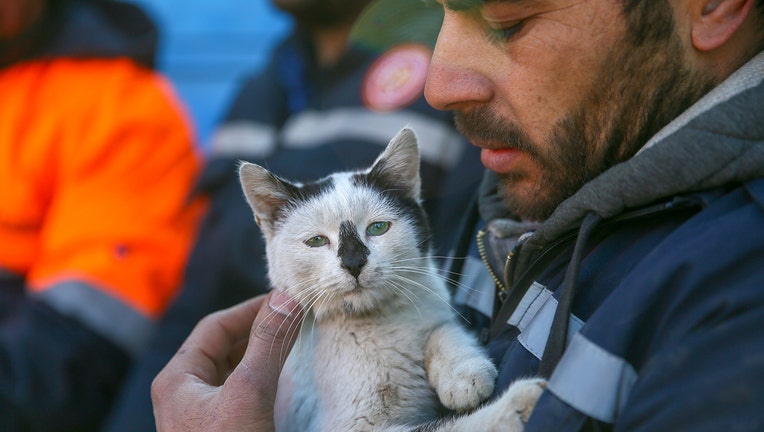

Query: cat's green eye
[
  {"left": 304, "top": 235, "right": 329, "bottom": 247},
  {"left": 366, "top": 221, "right": 391, "bottom": 236}
]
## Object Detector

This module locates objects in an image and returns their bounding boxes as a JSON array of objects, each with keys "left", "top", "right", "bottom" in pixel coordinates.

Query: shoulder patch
[{"left": 362, "top": 44, "right": 431, "bottom": 112}]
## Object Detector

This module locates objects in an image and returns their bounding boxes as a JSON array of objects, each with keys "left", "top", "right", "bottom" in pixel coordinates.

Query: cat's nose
[
  {"left": 338, "top": 221, "right": 370, "bottom": 280},
  {"left": 341, "top": 255, "right": 367, "bottom": 279}
]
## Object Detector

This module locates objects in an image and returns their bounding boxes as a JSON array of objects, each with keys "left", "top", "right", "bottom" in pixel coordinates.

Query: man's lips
[{"left": 480, "top": 148, "right": 523, "bottom": 174}]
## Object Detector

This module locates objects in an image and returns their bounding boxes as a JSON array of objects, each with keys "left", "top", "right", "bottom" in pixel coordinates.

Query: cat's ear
[
  {"left": 238, "top": 162, "right": 296, "bottom": 236},
  {"left": 368, "top": 127, "right": 422, "bottom": 201}
]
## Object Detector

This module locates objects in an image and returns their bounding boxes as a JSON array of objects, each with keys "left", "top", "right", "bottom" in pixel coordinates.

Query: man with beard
[
  {"left": 152, "top": 0, "right": 764, "bottom": 430},
  {"left": 425, "top": 0, "right": 764, "bottom": 429},
  {"left": 106, "top": 0, "right": 481, "bottom": 430}
]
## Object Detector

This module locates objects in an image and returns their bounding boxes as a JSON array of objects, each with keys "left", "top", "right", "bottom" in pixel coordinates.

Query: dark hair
[
  {"left": 620, "top": 0, "right": 675, "bottom": 45},
  {"left": 621, "top": 0, "right": 764, "bottom": 48}
]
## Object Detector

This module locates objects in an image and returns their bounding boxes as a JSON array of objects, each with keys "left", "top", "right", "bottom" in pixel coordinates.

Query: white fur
[{"left": 240, "top": 128, "right": 545, "bottom": 432}]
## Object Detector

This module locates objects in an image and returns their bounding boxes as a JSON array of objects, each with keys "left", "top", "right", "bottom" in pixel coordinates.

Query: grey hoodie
[{"left": 481, "top": 51, "right": 764, "bottom": 277}]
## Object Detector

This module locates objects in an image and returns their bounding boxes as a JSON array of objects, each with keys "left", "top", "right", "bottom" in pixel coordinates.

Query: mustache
[{"left": 453, "top": 108, "right": 537, "bottom": 155}]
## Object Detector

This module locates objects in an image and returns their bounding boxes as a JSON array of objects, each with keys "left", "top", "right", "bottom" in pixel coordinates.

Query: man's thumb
[
  {"left": 256, "top": 290, "right": 302, "bottom": 346},
  {"left": 229, "top": 290, "right": 302, "bottom": 393}
]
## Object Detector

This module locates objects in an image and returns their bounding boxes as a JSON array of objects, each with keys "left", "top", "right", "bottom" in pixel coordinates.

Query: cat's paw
[
  {"left": 501, "top": 378, "right": 547, "bottom": 424},
  {"left": 440, "top": 378, "right": 546, "bottom": 432},
  {"left": 436, "top": 357, "right": 498, "bottom": 413}
]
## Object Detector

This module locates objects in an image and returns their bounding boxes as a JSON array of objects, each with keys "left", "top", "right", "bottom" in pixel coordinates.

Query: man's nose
[{"left": 425, "top": 11, "right": 493, "bottom": 112}]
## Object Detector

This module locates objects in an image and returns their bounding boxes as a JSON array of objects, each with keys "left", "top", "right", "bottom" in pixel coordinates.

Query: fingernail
[{"left": 268, "top": 290, "right": 298, "bottom": 316}]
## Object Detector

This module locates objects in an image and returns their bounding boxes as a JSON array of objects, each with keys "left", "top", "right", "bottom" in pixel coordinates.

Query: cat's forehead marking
[
  {"left": 285, "top": 173, "right": 367, "bottom": 220},
  {"left": 351, "top": 167, "right": 383, "bottom": 194},
  {"left": 333, "top": 172, "right": 360, "bottom": 194},
  {"left": 292, "top": 176, "right": 335, "bottom": 203}
]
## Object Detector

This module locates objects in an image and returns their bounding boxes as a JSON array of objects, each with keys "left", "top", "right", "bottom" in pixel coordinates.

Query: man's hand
[{"left": 152, "top": 290, "right": 302, "bottom": 432}]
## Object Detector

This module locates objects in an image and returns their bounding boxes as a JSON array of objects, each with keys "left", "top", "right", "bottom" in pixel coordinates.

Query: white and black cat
[{"left": 239, "top": 127, "right": 544, "bottom": 432}]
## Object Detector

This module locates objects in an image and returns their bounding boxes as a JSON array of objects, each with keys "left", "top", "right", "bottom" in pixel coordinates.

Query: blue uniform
[{"left": 450, "top": 52, "right": 764, "bottom": 431}]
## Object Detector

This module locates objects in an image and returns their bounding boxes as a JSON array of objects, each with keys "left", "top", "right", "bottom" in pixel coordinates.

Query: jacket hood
[
  {"left": 480, "top": 51, "right": 764, "bottom": 252},
  {"left": 0, "top": 0, "right": 158, "bottom": 69}
]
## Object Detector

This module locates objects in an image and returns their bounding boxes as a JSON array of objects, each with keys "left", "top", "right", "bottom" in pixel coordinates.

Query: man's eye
[
  {"left": 487, "top": 20, "right": 525, "bottom": 43},
  {"left": 304, "top": 235, "right": 329, "bottom": 247},
  {"left": 366, "top": 221, "right": 391, "bottom": 236}
]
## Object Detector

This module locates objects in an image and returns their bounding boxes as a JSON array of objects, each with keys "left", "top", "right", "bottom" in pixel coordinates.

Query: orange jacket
[{"left": 0, "top": 58, "right": 206, "bottom": 351}]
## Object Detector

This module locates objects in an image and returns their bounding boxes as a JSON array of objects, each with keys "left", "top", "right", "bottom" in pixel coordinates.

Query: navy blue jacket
[{"left": 451, "top": 53, "right": 764, "bottom": 430}]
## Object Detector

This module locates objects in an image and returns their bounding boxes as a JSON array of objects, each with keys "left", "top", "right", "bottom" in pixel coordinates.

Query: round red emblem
[{"left": 362, "top": 44, "right": 432, "bottom": 111}]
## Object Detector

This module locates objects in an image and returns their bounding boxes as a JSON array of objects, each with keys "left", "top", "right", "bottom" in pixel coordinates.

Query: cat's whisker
[
  {"left": 257, "top": 287, "right": 314, "bottom": 339},
  {"left": 387, "top": 273, "right": 447, "bottom": 304},
  {"left": 386, "top": 259, "right": 484, "bottom": 296},
  {"left": 440, "top": 277, "right": 484, "bottom": 295},
  {"left": 258, "top": 279, "right": 325, "bottom": 360},
  {"left": 431, "top": 255, "right": 468, "bottom": 262},
  {"left": 387, "top": 267, "right": 448, "bottom": 284},
  {"left": 280, "top": 289, "right": 327, "bottom": 362},
  {"left": 387, "top": 273, "right": 471, "bottom": 324},
  {"left": 258, "top": 307, "right": 304, "bottom": 364},
  {"left": 384, "top": 279, "right": 425, "bottom": 321}
]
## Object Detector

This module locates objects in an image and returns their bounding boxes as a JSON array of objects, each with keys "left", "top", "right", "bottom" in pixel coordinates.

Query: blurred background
[{"left": 130, "top": 0, "right": 293, "bottom": 149}]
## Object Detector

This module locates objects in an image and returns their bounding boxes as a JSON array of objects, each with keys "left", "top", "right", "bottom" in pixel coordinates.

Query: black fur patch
[
  {"left": 293, "top": 177, "right": 335, "bottom": 202},
  {"left": 338, "top": 221, "right": 370, "bottom": 279},
  {"left": 273, "top": 176, "right": 335, "bottom": 221},
  {"left": 352, "top": 171, "right": 432, "bottom": 255}
]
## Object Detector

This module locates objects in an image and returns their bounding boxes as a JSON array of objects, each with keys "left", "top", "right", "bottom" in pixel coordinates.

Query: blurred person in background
[
  {"left": 0, "top": 0, "right": 206, "bottom": 430},
  {"left": 102, "top": 0, "right": 483, "bottom": 430}
]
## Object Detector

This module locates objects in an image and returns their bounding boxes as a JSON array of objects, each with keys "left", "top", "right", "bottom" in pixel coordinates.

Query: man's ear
[{"left": 692, "top": 0, "right": 755, "bottom": 51}]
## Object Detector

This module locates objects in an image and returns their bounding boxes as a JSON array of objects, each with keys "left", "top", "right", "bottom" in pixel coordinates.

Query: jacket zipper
[
  {"left": 486, "top": 195, "right": 706, "bottom": 341},
  {"left": 476, "top": 228, "right": 512, "bottom": 302}
]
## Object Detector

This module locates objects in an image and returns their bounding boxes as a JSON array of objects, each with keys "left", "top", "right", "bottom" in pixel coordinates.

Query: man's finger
[
  {"left": 152, "top": 296, "right": 272, "bottom": 431},
  {"left": 226, "top": 290, "right": 303, "bottom": 398},
  {"left": 163, "top": 295, "right": 269, "bottom": 386}
]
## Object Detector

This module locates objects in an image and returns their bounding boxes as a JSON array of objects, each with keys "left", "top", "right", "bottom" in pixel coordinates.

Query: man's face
[{"left": 424, "top": 0, "right": 715, "bottom": 221}]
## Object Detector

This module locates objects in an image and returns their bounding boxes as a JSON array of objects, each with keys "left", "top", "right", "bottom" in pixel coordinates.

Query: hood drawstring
[{"left": 538, "top": 212, "right": 601, "bottom": 378}]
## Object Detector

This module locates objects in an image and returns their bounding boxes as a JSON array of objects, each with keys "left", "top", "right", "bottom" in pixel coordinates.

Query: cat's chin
[
  {"left": 340, "top": 292, "right": 376, "bottom": 315},
  {"left": 308, "top": 288, "right": 387, "bottom": 321}
]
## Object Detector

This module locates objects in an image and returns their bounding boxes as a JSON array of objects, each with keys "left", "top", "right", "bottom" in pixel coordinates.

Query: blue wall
[{"left": 130, "top": 0, "right": 293, "bottom": 148}]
